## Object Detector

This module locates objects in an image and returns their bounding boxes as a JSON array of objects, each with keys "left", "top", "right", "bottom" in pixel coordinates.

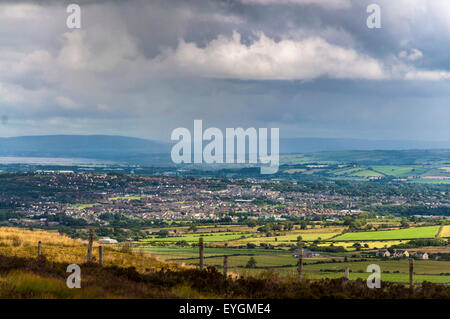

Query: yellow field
[
  {"left": 440, "top": 225, "right": 450, "bottom": 238},
  {"left": 259, "top": 229, "right": 343, "bottom": 242},
  {"left": 0, "top": 227, "right": 178, "bottom": 272},
  {"left": 222, "top": 226, "right": 345, "bottom": 247},
  {"left": 318, "top": 241, "right": 405, "bottom": 250},
  {"left": 284, "top": 169, "right": 306, "bottom": 174}
]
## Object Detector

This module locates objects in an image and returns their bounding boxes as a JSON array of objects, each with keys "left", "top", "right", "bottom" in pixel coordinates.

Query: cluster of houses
[
  {"left": 376, "top": 249, "right": 429, "bottom": 260},
  {"left": 292, "top": 248, "right": 320, "bottom": 258},
  {"left": 291, "top": 248, "right": 430, "bottom": 260}
]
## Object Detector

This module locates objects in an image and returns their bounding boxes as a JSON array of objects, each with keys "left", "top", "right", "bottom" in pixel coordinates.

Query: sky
[{"left": 0, "top": 0, "right": 449, "bottom": 142}]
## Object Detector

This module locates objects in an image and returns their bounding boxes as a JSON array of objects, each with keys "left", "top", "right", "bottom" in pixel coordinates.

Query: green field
[
  {"left": 142, "top": 232, "right": 255, "bottom": 243},
  {"left": 332, "top": 226, "right": 440, "bottom": 241},
  {"left": 156, "top": 248, "right": 450, "bottom": 284},
  {"left": 139, "top": 246, "right": 289, "bottom": 260},
  {"left": 371, "top": 165, "right": 426, "bottom": 177},
  {"left": 239, "top": 269, "right": 450, "bottom": 284},
  {"left": 239, "top": 261, "right": 450, "bottom": 284},
  {"left": 68, "top": 203, "right": 100, "bottom": 210},
  {"left": 284, "top": 271, "right": 450, "bottom": 284},
  {"left": 278, "top": 150, "right": 450, "bottom": 183},
  {"left": 349, "top": 169, "right": 384, "bottom": 177},
  {"left": 108, "top": 196, "right": 142, "bottom": 201},
  {"left": 241, "top": 227, "right": 345, "bottom": 243}
]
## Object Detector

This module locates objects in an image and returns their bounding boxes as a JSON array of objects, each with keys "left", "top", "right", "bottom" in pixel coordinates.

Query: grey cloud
[{"left": 0, "top": 0, "right": 448, "bottom": 142}]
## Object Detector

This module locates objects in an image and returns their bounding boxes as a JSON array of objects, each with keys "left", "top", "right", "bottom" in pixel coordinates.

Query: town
[{"left": 3, "top": 171, "right": 448, "bottom": 228}]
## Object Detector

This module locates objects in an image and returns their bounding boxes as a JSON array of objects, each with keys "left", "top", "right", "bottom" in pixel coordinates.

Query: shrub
[
  {"left": 120, "top": 242, "right": 132, "bottom": 253},
  {"left": 245, "top": 257, "right": 257, "bottom": 268},
  {"left": 10, "top": 236, "right": 21, "bottom": 247}
]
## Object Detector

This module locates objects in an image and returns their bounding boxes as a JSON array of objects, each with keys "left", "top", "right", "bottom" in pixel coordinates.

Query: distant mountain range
[
  {"left": 279, "top": 138, "right": 450, "bottom": 153},
  {"left": 0, "top": 135, "right": 169, "bottom": 163},
  {"left": 0, "top": 135, "right": 448, "bottom": 164}
]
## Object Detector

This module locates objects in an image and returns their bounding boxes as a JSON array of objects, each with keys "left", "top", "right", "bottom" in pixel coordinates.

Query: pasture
[
  {"left": 157, "top": 247, "right": 450, "bottom": 284},
  {"left": 370, "top": 165, "right": 425, "bottom": 177},
  {"left": 332, "top": 226, "right": 440, "bottom": 241},
  {"left": 108, "top": 196, "right": 142, "bottom": 201},
  {"left": 142, "top": 231, "right": 254, "bottom": 243}
]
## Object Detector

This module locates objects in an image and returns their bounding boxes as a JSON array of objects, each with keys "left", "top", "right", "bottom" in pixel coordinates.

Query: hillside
[
  {"left": 0, "top": 135, "right": 448, "bottom": 165},
  {"left": 0, "top": 227, "right": 177, "bottom": 272},
  {"left": 0, "top": 227, "right": 449, "bottom": 299},
  {"left": 0, "top": 135, "right": 170, "bottom": 163}
]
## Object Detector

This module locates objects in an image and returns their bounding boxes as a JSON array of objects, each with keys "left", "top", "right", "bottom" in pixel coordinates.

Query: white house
[
  {"left": 376, "top": 249, "right": 391, "bottom": 257},
  {"left": 393, "top": 250, "right": 409, "bottom": 258},
  {"left": 98, "top": 237, "right": 118, "bottom": 244},
  {"left": 415, "top": 252, "right": 429, "bottom": 260},
  {"left": 292, "top": 248, "right": 320, "bottom": 258}
]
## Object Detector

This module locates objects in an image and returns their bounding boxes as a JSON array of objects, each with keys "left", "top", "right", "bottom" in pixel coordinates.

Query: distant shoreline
[{"left": 0, "top": 156, "right": 114, "bottom": 165}]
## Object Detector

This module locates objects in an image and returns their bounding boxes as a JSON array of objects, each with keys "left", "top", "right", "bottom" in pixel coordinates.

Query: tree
[
  {"left": 189, "top": 225, "right": 198, "bottom": 233},
  {"left": 284, "top": 221, "right": 294, "bottom": 231},
  {"left": 176, "top": 240, "right": 188, "bottom": 247},
  {"left": 157, "top": 229, "right": 169, "bottom": 238},
  {"left": 400, "top": 218, "right": 409, "bottom": 228},
  {"left": 300, "top": 221, "right": 308, "bottom": 230},
  {"left": 246, "top": 220, "right": 257, "bottom": 228},
  {"left": 257, "top": 224, "right": 271, "bottom": 233},
  {"left": 272, "top": 223, "right": 282, "bottom": 231},
  {"left": 245, "top": 257, "right": 257, "bottom": 268},
  {"left": 297, "top": 235, "right": 303, "bottom": 242}
]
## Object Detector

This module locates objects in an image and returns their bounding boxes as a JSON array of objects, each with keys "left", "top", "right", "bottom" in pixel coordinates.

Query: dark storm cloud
[{"left": 0, "top": 0, "right": 448, "bottom": 141}]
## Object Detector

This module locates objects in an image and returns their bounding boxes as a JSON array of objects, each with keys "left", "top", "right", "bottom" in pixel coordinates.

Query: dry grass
[
  {"left": 0, "top": 271, "right": 114, "bottom": 298},
  {"left": 0, "top": 227, "right": 180, "bottom": 273}
]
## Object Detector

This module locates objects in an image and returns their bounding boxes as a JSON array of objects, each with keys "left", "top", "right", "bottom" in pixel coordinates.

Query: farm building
[
  {"left": 393, "top": 250, "right": 409, "bottom": 258},
  {"left": 292, "top": 248, "right": 320, "bottom": 258},
  {"left": 415, "top": 252, "right": 429, "bottom": 260},
  {"left": 376, "top": 249, "right": 391, "bottom": 257},
  {"left": 98, "top": 237, "right": 118, "bottom": 244}
]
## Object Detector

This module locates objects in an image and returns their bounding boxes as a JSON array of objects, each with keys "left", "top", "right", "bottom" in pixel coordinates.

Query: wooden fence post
[
  {"left": 199, "top": 237, "right": 204, "bottom": 271},
  {"left": 297, "top": 248, "right": 303, "bottom": 283},
  {"left": 37, "top": 241, "right": 42, "bottom": 257},
  {"left": 345, "top": 267, "right": 349, "bottom": 281},
  {"left": 223, "top": 256, "right": 228, "bottom": 277},
  {"left": 409, "top": 258, "right": 414, "bottom": 293},
  {"left": 99, "top": 245, "right": 103, "bottom": 266},
  {"left": 86, "top": 229, "right": 94, "bottom": 263}
]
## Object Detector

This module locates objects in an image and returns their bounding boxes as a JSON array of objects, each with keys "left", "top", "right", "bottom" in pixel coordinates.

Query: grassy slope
[
  {"left": 0, "top": 227, "right": 179, "bottom": 272},
  {"left": 1, "top": 227, "right": 449, "bottom": 298}
]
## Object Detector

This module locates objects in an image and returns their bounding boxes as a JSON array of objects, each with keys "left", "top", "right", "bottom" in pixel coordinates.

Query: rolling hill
[{"left": 0, "top": 135, "right": 448, "bottom": 165}]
